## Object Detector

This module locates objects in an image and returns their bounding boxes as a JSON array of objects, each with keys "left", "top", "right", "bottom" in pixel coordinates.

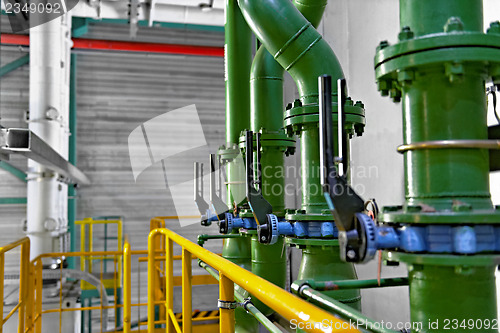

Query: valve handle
[
  {"left": 245, "top": 131, "right": 272, "bottom": 225},
  {"left": 193, "top": 162, "right": 209, "bottom": 224},
  {"left": 209, "top": 153, "right": 229, "bottom": 220},
  {"left": 319, "top": 74, "right": 374, "bottom": 263}
]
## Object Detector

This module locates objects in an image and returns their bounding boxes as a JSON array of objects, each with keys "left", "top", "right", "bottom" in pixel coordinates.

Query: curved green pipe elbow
[
  {"left": 240, "top": 0, "right": 343, "bottom": 103},
  {"left": 250, "top": 0, "right": 327, "bottom": 131}
]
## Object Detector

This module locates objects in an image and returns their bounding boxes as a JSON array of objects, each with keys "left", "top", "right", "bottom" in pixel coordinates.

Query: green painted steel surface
[
  {"left": 238, "top": 0, "right": 343, "bottom": 105},
  {"left": 250, "top": 235, "right": 287, "bottom": 316},
  {"left": 0, "top": 197, "right": 27, "bottom": 204},
  {"left": 0, "top": 161, "right": 27, "bottom": 182},
  {"left": 225, "top": 0, "right": 252, "bottom": 208},
  {"left": 399, "top": 0, "right": 482, "bottom": 36},
  {"left": 375, "top": 1, "right": 500, "bottom": 331},
  {"left": 0, "top": 54, "right": 29, "bottom": 78},
  {"left": 221, "top": 233, "right": 259, "bottom": 332},
  {"left": 408, "top": 264, "right": 497, "bottom": 332},
  {"left": 401, "top": 65, "right": 491, "bottom": 211},
  {"left": 296, "top": 245, "right": 361, "bottom": 310},
  {"left": 239, "top": 0, "right": 363, "bottom": 319}
]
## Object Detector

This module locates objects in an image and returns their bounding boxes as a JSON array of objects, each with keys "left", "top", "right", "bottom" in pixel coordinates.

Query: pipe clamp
[{"left": 218, "top": 300, "right": 238, "bottom": 310}]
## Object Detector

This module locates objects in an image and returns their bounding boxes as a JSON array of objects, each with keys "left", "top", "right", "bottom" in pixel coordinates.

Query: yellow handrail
[
  {"left": 0, "top": 237, "right": 30, "bottom": 333},
  {"left": 147, "top": 227, "right": 360, "bottom": 333},
  {"left": 123, "top": 236, "right": 131, "bottom": 333}
]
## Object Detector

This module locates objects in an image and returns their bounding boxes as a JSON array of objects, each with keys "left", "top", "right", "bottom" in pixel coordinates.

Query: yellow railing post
[
  {"left": 219, "top": 273, "right": 235, "bottom": 333},
  {"left": 18, "top": 240, "right": 30, "bottom": 333},
  {"left": 123, "top": 237, "right": 131, "bottom": 333},
  {"left": 25, "top": 262, "right": 34, "bottom": 332},
  {"left": 0, "top": 253, "right": 4, "bottom": 333},
  {"left": 181, "top": 249, "right": 192, "bottom": 333},
  {"left": 35, "top": 259, "right": 42, "bottom": 333},
  {"left": 165, "top": 236, "right": 174, "bottom": 333}
]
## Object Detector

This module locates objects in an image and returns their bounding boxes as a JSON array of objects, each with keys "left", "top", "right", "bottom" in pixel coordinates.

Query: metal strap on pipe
[{"left": 397, "top": 140, "right": 500, "bottom": 153}]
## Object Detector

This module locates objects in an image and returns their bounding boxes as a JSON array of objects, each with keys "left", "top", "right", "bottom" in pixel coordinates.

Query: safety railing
[
  {"left": 0, "top": 237, "right": 30, "bottom": 333},
  {"left": 147, "top": 227, "right": 360, "bottom": 333}
]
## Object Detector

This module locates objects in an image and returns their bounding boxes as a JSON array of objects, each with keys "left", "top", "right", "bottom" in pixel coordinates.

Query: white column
[{"left": 27, "top": 14, "right": 72, "bottom": 260}]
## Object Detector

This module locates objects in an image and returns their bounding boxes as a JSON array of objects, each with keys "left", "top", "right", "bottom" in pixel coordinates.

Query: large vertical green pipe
[
  {"left": 245, "top": 0, "right": 360, "bottom": 319},
  {"left": 68, "top": 53, "right": 77, "bottom": 269},
  {"left": 408, "top": 263, "right": 497, "bottom": 332},
  {"left": 250, "top": 0, "right": 327, "bottom": 214},
  {"left": 375, "top": 1, "right": 497, "bottom": 331},
  {"left": 248, "top": 0, "right": 329, "bottom": 313},
  {"left": 297, "top": 246, "right": 360, "bottom": 309},
  {"left": 223, "top": 1, "right": 257, "bottom": 331},
  {"left": 250, "top": 236, "right": 287, "bottom": 316},
  {"left": 402, "top": 66, "right": 491, "bottom": 210},
  {"left": 250, "top": 48, "right": 286, "bottom": 214},
  {"left": 239, "top": 0, "right": 343, "bottom": 215},
  {"left": 399, "top": 0, "right": 483, "bottom": 36},
  {"left": 399, "top": 1, "right": 495, "bottom": 330},
  {"left": 225, "top": 0, "right": 252, "bottom": 207}
]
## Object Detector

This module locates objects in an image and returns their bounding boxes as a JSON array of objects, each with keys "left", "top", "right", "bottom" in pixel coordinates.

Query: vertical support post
[
  {"left": 68, "top": 53, "right": 77, "bottom": 269},
  {"left": 181, "top": 249, "right": 192, "bottom": 333},
  {"left": 35, "top": 259, "right": 42, "bottom": 333},
  {"left": 25, "top": 263, "right": 34, "bottom": 331},
  {"left": 123, "top": 239, "right": 131, "bottom": 333},
  {"left": 147, "top": 233, "right": 155, "bottom": 333},
  {"left": 0, "top": 253, "right": 4, "bottom": 333},
  {"left": 18, "top": 242, "right": 29, "bottom": 333},
  {"left": 165, "top": 237, "right": 174, "bottom": 333},
  {"left": 218, "top": 273, "right": 235, "bottom": 333}
]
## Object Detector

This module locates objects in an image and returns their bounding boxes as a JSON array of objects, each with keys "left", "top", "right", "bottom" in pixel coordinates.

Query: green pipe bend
[{"left": 239, "top": 0, "right": 343, "bottom": 103}]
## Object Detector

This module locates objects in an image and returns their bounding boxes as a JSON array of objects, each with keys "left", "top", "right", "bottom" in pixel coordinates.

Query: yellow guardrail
[
  {"left": 0, "top": 237, "right": 30, "bottom": 333},
  {"left": 0, "top": 216, "right": 360, "bottom": 333},
  {"left": 147, "top": 226, "right": 360, "bottom": 333}
]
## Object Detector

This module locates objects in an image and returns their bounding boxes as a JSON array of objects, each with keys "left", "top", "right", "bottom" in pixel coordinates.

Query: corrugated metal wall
[{"left": 1, "top": 22, "right": 227, "bottom": 312}]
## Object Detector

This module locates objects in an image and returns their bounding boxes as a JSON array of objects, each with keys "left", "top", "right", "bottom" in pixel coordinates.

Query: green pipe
[
  {"left": 297, "top": 245, "right": 361, "bottom": 310},
  {"left": 399, "top": 0, "right": 482, "bottom": 37},
  {"left": 238, "top": 0, "right": 344, "bottom": 105},
  {"left": 68, "top": 53, "right": 77, "bottom": 269},
  {"left": 249, "top": 235, "right": 286, "bottom": 316},
  {"left": 197, "top": 233, "right": 245, "bottom": 247},
  {"left": 295, "top": 277, "right": 408, "bottom": 291},
  {"left": 0, "top": 54, "right": 29, "bottom": 77},
  {"left": 224, "top": 0, "right": 252, "bottom": 208},
  {"left": 199, "top": 261, "right": 282, "bottom": 333},
  {"left": 374, "top": 1, "right": 499, "bottom": 331},
  {"left": 223, "top": 2, "right": 256, "bottom": 331},
  {"left": 0, "top": 197, "right": 27, "bottom": 204},
  {"left": 0, "top": 161, "right": 27, "bottom": 182},
  {"left": 250, "top": 0, "right": 326, "bottom": 215},
  {"left": 291, "top": 282, "right": 399, "bottom": 333},
  {"left": 409, "top": 263, "right": 497, "bottom": 333}
]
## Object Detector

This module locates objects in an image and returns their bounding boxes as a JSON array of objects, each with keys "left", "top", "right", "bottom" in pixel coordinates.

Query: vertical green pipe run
[
  {"left": 250, "top": 235, "right": 287, "bottom": 316},
  {"left": 399, "top": 0, "right": 491, "bottom": 211},
  {"left": 225, "top": 0, "right": 252, "bottom": 207},
  {"left": 223, "top": 1, "right": 257, "bottom": 331},
  {"left": 408, "top": 263, "right": 497, "bottom": 332},
  {"left": 402, "top": 65, "right": 491, "bottom": 210},
  {"left": 242, "top": 0, "right": 361, "bottom": 317},
  {"left": 250, "top": 47, "right": 286, "bottom": 214},
  {"left": 68, "top": 53, "right": 77, "bottom": 269},
  {"left": 297, "top": 245, "right": 360, "bottom": 310},
  {"left": 374, "top": 1, "right": 499, "bottom": 331},
  {"left": 399, "top": 0, "right": 483, "bottom": 36}
]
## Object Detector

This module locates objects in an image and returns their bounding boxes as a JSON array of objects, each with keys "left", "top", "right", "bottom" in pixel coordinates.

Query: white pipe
[{"left": 27, "top": 15, "right": 72, "bottom": 260}]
